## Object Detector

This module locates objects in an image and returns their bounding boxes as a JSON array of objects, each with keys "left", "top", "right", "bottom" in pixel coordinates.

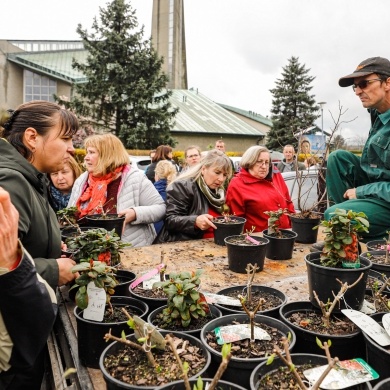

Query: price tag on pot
[
  {"left": 359, "top": 299, "right": 376, "bottom": 315},
  {"left": 342, "top": 309, "right": 390, "bottom": 346},
  {"left": 133, "top": 316, "right": 166, "bottom": 350},
  {"left": 202, "top": 292, "right": 241, "bottom": 306},
  {"left": 214, "top": 324, "right": 271, "bottom": 345},
  {"left": 382, "top": 313, "right": 390, "bottom": 337},
  {"left": 303, "top": 358, "right": 379, "bottom": 389},
  {"left": 83, "top": 282, "right": 106, "bottom": 322}
]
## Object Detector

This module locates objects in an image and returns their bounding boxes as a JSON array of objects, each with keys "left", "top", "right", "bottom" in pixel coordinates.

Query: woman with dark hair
[
  {"left": 226, "top": 145, "right": 295, "bottom": 233},
  {"left": 49, "top": 155, "right": 83, "bottom": 212},
  {"left": 68, "top": 133, "right": 166, "bottom": 247},
  {"left": 0, "top": 100, "right": 79, "bottom": 388},
  {"left": 154, "top": 149, "right": 232, "bottom": 243},
  {"left": 146, "top": 144, "right": 178, "bottom": 183}
]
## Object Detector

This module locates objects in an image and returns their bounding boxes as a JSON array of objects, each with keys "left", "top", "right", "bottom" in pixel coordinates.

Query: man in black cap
[{"left": 323, "top": 57, "right": 390, "bottom": 242}]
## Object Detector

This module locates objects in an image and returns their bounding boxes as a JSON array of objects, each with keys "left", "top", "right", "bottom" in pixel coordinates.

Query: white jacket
[{"left": 68, "top": 166, "right": 166, "bottom": 247}]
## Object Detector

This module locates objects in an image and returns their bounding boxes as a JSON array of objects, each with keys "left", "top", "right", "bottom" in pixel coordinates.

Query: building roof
[
  {"left": 170, "top": 89, "right": 265, "bottom": 137},
  {"left": 217, "top": 103, "right": 272, "bottom": 127}
]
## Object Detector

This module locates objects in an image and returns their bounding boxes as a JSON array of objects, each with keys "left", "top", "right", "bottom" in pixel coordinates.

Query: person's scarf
[
  {"left": 76, "top": 166, "right": 123, "bottom": 218},
  {"left": 196, "top": 175, "right": 226, "bottom": 213},
  {"left": 50, "top": 183, "right": 71, "bottom": 212}
]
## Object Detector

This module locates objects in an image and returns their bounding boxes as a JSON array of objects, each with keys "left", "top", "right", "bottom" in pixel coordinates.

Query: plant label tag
[
  {"left": 342, "top": 309, "right": 390, "bottom": 346},
  {"left": 214, "top": 324, "right": 271, "bottom": 345},
  {"left": 133, "top": 316, "right": 166, "bottom": 350},
  {"left": 202, "top": 292, "right": 241, "bottom": 306},
  {"left": 245, "top": 236, "right": 260, "bottom": 245},
  {"left": 130, "top": 263, "right": 165, "bottom": 289},
  {"left": 83, "top": 282, "right": 106, "bottom": 322},
  {"left": 303, "top": 358, "right": 379, "bottom": 389},
  {"left": 382, "top": 313, "right": 390, "bottom": 337},
  {"left": 360, "top": 299, "right": 376, "bottom": 315}
]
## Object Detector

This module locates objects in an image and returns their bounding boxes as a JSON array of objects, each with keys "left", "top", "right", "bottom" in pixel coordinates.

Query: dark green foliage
[
  {"left": 266, "top": 56, "right": 320, "bottom": 150},
  {"left": 57, "top": 0, "right": 178, "bottom": 149}
]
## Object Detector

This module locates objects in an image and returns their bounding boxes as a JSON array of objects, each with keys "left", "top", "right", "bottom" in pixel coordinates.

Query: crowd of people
[{"left": 1, "top": 55, "right": 390, "bottom": 387}]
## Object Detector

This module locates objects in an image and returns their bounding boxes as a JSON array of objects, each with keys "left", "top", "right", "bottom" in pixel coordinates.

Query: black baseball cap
[{"left": 339, "top": 57, "right": 390, "bottom": 87}]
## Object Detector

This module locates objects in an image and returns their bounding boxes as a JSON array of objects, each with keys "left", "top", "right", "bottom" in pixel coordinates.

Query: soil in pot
[
  {"left": 86, "top": 213, "right": 125, "bottom": 238},
  {"left": 361, "top": 251, "right": 390, "bottom": 279},
  {"left": 262, "top": 229, "right": 297, "bottom": 260},
  {"left": 75, "top": 296, "right": 148, "bottom": 368},
  {"left": 224, "top": 235, "right": 269, "bottom": 273},
  {"left": 279, "top": 301, "right": 365, "bottom": 361},
  {"left": 366, "top": 240, "right": 387, "bottom": 251},
  {"left": 290, "top": 214, "right": 321, "bottom": 244},
  {"left": 129, "top": 285, "right": 168, "bottom": 316},
  {"left": 158, "top": 378, "right": 247, "bottom": 390},
  {"left": 100, "top": 331, "right": 210, "bottom": 389},
  {"left": 213, "top": 285, "right": 286, "bottom": 318},
  {"left": 213, "top": 216, "right": 246, "bottom": 246}
]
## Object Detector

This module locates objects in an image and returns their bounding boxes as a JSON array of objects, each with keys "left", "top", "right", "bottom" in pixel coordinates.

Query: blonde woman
[{"left": 153, "top": 160, "right": 177, "bottom": 234}]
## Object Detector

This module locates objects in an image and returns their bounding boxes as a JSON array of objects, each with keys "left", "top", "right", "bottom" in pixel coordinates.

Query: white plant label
[
  {"left": 342, "top": 309, "right": 390, "bottom": 346},
  {"left": 203, "top": 292, "right": 241, "bottom": 306},
  {"left": 382, "top": 313, "right": 390, "bottom": 337},
  {"left": 83, "top": 282, "right": 106, "bottom": 322},
  {"left": 142, "top": 273, "right": 161, "bottom": 289},
  {"left": 360, "top": 299, "right": 376, "bottom": 315},
  {"left": 214, "top": 324, "right": 271, "bottom": 344}
]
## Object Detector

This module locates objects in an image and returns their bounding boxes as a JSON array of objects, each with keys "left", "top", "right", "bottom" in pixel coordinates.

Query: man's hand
[
  {"left": 343, "top": 188, "right": 357, "bottom": 200},
  {"left": 0, "top": 187, "right": 19, "bottom": 268},
  {"left": 195, "top": 214, "right": 217, "bottom": 230},
  {"left": 56, "top": 257, "right": 77, "bottom": 286}
]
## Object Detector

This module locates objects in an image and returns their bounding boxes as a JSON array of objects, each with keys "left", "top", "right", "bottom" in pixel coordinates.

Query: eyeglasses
[
  {"left": 187, "top": 154, "right": 200, "bottom": 159},
  {"left": 352, "top": 78, "right": 382, "bottom": 91},
  {"left": 255, "top": 160, "right": 270, "bottom": 167}
]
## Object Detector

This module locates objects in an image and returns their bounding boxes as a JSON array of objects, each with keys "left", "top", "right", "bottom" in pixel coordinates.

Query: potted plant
[
  {"left": 212, "top": 263, "right": 287, "bottom": 318},
  {"left": 306, "top": 208, "right": 372, "bottom": 311},
  {"left": 56, "top": 206, "right": 79, "bottom": 227},
  {"left": 262, "top": 208, "right": 297, "bottom": 260},
  {"left": 71, "top": 260, "right": 148, "bottom": 368},
  {"left": 99, "top": 314, "right": 212, "bottom": 389},
  {"left": 224, "top": 228, "right": 269, "bottom": 273},
  {"left": 361, "top": 232, "right": 390, "bottom": 278},
  {"left": 213, "top": 209, "right": 247, "bottom": 246},
  {"left": 147, "top": 270, "right": 222, "bottom": 339}
]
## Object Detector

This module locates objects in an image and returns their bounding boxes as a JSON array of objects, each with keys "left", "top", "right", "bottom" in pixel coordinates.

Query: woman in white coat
[{"left": 68, "top": 133, "right": 165, "bottom": 247}]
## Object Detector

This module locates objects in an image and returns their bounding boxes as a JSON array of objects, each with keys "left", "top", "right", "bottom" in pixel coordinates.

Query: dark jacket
[
  {"left": 146, "top": 159, "right": 179, "bottom": 183},
  {"left": 0, "top": 245, "right": 57, "bottom": 386},
  {"left": 153, "top": 178, "right": 168, "bottom": 234},
  {"left": 0, "top": 139, "right": 61, "bottom": 290},
  {"left": 154, "top": 178, "right": 209, "bottom": 243}
]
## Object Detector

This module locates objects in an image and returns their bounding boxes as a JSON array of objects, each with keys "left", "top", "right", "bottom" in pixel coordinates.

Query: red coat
[{"left": 226, "top": 168, "right": 295, "bottom": 233}]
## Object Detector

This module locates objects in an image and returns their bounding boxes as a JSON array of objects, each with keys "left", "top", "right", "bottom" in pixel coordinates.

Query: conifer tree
[
  {"left": 266, "top": 56, "right": 319, "bottom": 150},
  {"left": 57, "top": 0, "right": 177, "bottom": 149}
]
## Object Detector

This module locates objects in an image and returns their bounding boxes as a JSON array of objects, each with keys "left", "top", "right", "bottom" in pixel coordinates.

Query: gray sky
[{"left": 2, "top": 0, "right": 388, "bottom": 143}]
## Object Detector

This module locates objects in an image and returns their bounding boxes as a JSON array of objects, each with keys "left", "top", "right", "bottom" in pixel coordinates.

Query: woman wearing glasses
[{"left": 226, "top": 145, "right": 295, "bottom": 233}]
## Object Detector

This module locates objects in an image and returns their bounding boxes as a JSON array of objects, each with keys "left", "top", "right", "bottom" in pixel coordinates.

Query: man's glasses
[{"left": 352, "top": 78, "right": 382, "bottom": 91}]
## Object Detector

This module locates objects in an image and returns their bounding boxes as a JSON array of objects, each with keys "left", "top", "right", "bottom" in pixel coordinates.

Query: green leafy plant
[
  {"left": 264, "top": 208, "right": 289, "bottom": 237},
  {"left": 317, "top": 208, "right": 369, "bottom": 267},
  {"left": 65, "top": 227, "right": 131, "bottom": 265},
  {"left": 70, "top": 260, "right": 119, "bottom": 310},
  {"left": 56, "top": 206, "right": 79, "bottom": 227},
  {"left": 152, "top": 270, "right": 208, "bottom": 328}
]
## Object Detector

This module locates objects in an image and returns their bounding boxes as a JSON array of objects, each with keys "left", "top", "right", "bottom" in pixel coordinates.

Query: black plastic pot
[
  {"left": 290, "top": 214, "right": 321, "bottom": 244},
  {"left": 360, "top": 251, "right": 390, "bottom": 279},
  {"left": 129, "top": 286, "right": 168, "bottom": 317},
  {"left": 305, "top": 251, "right": 372, "bottom": 311},
  {"left": 61, "top": 226, "right": 95, "bottom": 242},
  {"left": 147, "top": 304, "right": 222, "bottom": 339},
  {"left": 115, "top": 270, "right": 137, "bottom": 297},
  {"left": 224, "top": 235, "right": 269, "bottom": 273},
  {"left": 363, "top": 313, "right": 390, "bottom": 386},
  {"left": 158, "top": 378, "right": 246, "bottom": 390},
  {"left": 86, "top": 213, "right": 125, "bottom": 238},
  {"left": 366, "top": 240, "right": 387, "bottom": 252},
  {"left": 373, "top": 378, "right": 390, "bottom": 389},
  {"left": 74, "top": 296, "right": 148, "bottom": 368},
  {"left": 200, "top": 313, "right": 296, "bottom": 389},
  {"left": 262, "top": 229, "right": 298, "bottom": 260},
  {"left": 100, "top": 330, "right": 211, "bottom": 390},
  {"left": 279, "top": 301, "right": 365, "bottom": 360},
  {"left": 213, "top": 216, "right": 246, "bottom": 246},
  {"left": 213, "top": 285, "right": 287, "bottom": 318}
]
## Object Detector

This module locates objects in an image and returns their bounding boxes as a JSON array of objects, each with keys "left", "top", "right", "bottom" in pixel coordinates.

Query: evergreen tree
[
  {"left": 57, "top": 0, "right": 177, "bottom": 149},
  {"left": 266, "top": 56, "right": 319, "bottom": 151}
]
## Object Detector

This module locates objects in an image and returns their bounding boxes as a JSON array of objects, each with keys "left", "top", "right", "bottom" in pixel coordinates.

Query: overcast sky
[{"left": 2, "top": 0, "right": 388, "bottom": 143}]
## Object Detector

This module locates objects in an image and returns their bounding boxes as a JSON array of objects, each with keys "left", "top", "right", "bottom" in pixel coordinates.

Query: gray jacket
[{"left": 68, "top": 166, "right": 166, "bottom": 247}]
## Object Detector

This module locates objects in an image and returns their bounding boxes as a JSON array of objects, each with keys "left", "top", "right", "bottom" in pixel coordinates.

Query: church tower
[{"left": 152, "top": 0, "right": 188, "bottom": 89}]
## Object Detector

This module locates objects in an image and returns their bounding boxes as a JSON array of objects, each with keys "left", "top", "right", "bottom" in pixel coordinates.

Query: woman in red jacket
[{"left": 226, "top": 145, "right": 295, "bottom": 233}]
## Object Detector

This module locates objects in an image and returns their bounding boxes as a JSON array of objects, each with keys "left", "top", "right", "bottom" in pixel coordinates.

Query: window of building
[{"left": 24, "top": 70, "right": 57, "bottom": 102}]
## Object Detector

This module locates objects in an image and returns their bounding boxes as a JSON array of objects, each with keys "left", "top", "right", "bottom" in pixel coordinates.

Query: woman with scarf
[
  {"left": 68, "top": 133, "right": 166, "bottom": 247},
  {"left": 49, "top": 155, "right": 82, "bottom": 211},
  {"left": 154, "top": 149, "right": 232, "bottom": 243}
]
